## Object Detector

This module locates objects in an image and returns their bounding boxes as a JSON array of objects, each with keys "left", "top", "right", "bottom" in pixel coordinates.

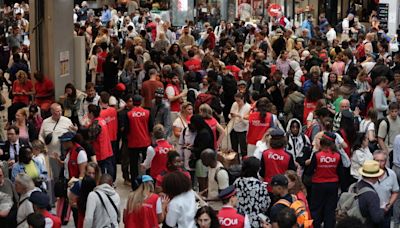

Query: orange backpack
[{"left": 274, "top": 195, "right": 313, "bottom": 228}]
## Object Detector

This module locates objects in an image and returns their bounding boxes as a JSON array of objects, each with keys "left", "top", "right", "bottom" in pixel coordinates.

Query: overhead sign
[{"left": 268, "top": 3, "right": 282, "bottom": 17}]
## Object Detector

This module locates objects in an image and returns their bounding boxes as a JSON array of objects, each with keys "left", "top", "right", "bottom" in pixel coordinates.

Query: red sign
[{"left": 268, "top": 3, "right": 282, "bottom": 17}]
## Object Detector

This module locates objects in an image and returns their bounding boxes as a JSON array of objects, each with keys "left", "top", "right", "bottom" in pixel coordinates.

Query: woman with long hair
[
  {"left": 199, "top": 104, "right": 225, "bottom": 150},
  {"left": 14, "top": 108, "right": 36, "bottom": 141},
  {"left": 234, "top": 157, "right": 270, "bottom": 227},
  {"left": 246, "top": 97, "right": 277, "bottom": 156},
  {"left": 63, "top": 83, "right": 84, "bottom": 125},
  {"left": 359, "top": 109, "right": 377, "bottom": 150},
  {"left": 163, "top": 171, "right": 196, "bottom": 228},
  {"left": 103, "top": 53, "right": 118, "bottom": 93},
  {"left": 195, "top": 206, "right": 220, "bottom": 228},
  {"left": 190, "top": 114, "right": 214, "bottom": 192},
  {"left": 350, "top": 132, "right": 373, "bottom": 180},
  {"left": 229, "top": 93, "right": 251, "bottom": 157},
  {"left": 124, "top": 175, "right": 168, "bottom": 227},
  {"left": 305, "top": 132, "right": 342, "bottom": 228},
  {"left": 167, "top": 43, "right": 183, "bottom": 64},
  {"left": 303, "top": 85, "right": 324, "bottom": 125},
  {"left": 9, "top": 70, "right": 34, "bottom": 124},
  {"left": 76, "top": 176, "right": 96, "bottom": 228},
  {"left": 172, "top": 102, "right": 193, "bottom": 146}
]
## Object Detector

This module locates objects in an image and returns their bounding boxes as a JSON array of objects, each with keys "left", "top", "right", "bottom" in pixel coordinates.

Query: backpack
[
  {"left": 215, "top": 165, "right": 242, "bottom": 186},
  {"left": 336, "top": 184, "right": 375, "bottom": 223},
  {"left": 292, "top": 100, "right": 304, "bottom": 123},
  {"left": 194, "top": 93, "right": 213, "bottom": 113},
  {"left": 304, "top": 122, "right": 321, "bottom": 141},
  {"left": 335, "top": 21, "right": 343, "bottom": 34},
  {"left": 88, "top": 119, "right": 102, "bottom": 141},
  {"left": 274, "top": 195, "right": 313, "bottom": 228},
  {"left": 376, "top": 117, "right": 390, "bottom": 144},
  {"left": 249, "top": 75, "right": 267, "bottom": 94}
]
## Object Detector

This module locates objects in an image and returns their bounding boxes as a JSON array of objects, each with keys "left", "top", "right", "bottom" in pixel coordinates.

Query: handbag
[{"left": 45, "top": 119, "right": 60, "bottom": 145}]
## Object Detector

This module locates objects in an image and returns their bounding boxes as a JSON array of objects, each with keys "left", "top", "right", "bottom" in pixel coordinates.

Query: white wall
[{"left": 379, "top": 0, "right": 399, "bottom": 36}]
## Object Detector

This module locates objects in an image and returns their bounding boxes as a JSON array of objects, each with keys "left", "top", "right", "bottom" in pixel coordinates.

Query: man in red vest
[
  {"left": 217, "top": 185, "right": 250, "bottom": 228},
  {"left": 127, "top": 95, "right": 153, "bottom": 185},
  {"left": 259, "top": 128, "right": 296, "bottom": 192},
  {"left": 99, "top": 91, "right": 118, "bottom": 181},
  {"left": 58, "top": 131, "right": 87, "bottom": 180},
  {"left": 29, "top": 191, "right": 62, "bottom": 228},
  {"left": 141, "top": 124, "right": 174, "bottom": 179},
  {"left": 88, "top": 104, "right": 114, "bottom": 178},
  {"left": 165, "top": 73, "right": 186, "bottom": 124}
]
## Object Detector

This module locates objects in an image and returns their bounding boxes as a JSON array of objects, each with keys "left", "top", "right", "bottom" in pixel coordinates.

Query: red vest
[
  {"left": 204, "top": 117, "right": 218, "bottom": 149},
  {"left": 218, "top": 206, "right": 245, "bottom": 228},
  {"left": 279, "top": 17, "right": 287, "bottom": 27},
  {"left": 166, "top": 84, "right": 181, "bottom": 112},
  {"left": 100, "top": 107, "right": 118, "bottom": 141},
  {"left": 303, "top": 100, "right": 317, "bottom": 124},
  {"left": 312, "top": 150, "right": 341, "bottom": 183},
  {"left": 124, "top": 193, "right": 159, "bottom": 228},
  {"left": 247, "top": 112, "right": 273, "bottom": 145},
  {"left": 150, "top": 139, "right": 173, "bottom": 178},
  {"left": 43, "top": 210, "right": 62, "bottom": 228},
  {"left": 91, "top": 117, "right": 113, "bottom": 161},
  {"left": 127, "top": 107, "right": 151, "bottom": 148},
  {"left": 340, "top": 129, "right": 351, "bottom": 157},
  {"left": 262, "top": 148, "right": 292, "bottom": 191},
  {"left": 96, "top": 51, "right": 107, "bottom": 73},
  {"left": 67, "top": 143, "right": 83, "bottom": 179}
]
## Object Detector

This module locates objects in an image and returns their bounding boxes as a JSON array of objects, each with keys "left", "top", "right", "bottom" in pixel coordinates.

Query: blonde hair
[
  {"left": 31, "top": 139, "right": 47, "bottom": 155},
  {"left": 16, "top": 70, "right": 27, "bottom": 81},
  {"left": 199, "top": 103, "right": 213, "bottom": 119},
  {"left": 126, "top": 182, "right": 154, "bottom": 213},
  {"left": 124, "top": 58, "right": 135, "bottom": 70},
  {"left": 15, "top": 173, "right": 35, "bottom": 191},
  {"left": 16, "top": 108, "right": 28, "bottom": 118},
  {"left": 180, "top": 102, "right": 193, "bottom": 114}
]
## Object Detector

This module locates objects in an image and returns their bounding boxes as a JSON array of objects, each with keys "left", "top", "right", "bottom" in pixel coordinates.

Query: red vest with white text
[
  {"left": 247, "top": 112, "right": 273, "bottom": 145},
  {"left": 91, "top": 117, "right": 113, "bottom": 161},
  {"left": 67, "top": 143, "right": 83, "bottom": 179},
  {"left": 262, "top": 148, "right": 292, "bottom": 191},
  {"left": 150, "top": 139, "right": 173, "bottom": 178},
  {"left": 312, "top": 150, "right": 341, "bottom": 183},
  {"left": 218, "top": 206, "right": 245, "bottom": 228},
  {"left": 123, "top": 193, "right": 159, "bottom": 228},
  {"left": 166, "top": 84, "right": 181, "bottom": 112},
  {"left": 127, "top": 107, "right": 151, "bottom": 148}
]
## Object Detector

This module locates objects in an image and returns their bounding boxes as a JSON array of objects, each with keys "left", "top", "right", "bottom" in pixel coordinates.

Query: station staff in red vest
[
  {"left": 58, "top": 131, "right": 88, "bottom": 180},
  {"left": 141, "top": 124, "right": 174, "bottom": 179},
  {"left": 259, "top": 128, "right": 296, "bottom": 192},
  {"left": 217, "top": 185, "right": 250, "bottom": 228},
  {"left": 305, "top": 131, "right": 342, "bottom": 228},
  {"left": 126, "top": 95, "right": 153, "bottom": 185},
  {"left": 99, "top": 91, "right": 118, "bottom": 181}
]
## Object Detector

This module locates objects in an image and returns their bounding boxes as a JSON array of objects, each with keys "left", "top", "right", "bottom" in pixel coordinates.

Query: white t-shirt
[
  {"left": 39, "top": 116, "right": 73, "bottom": 156},
  {"left": 89, "top": 55, "right": 98, "bottom": 71},
  {"left": 64, "top": 148, "right": 88, "bottom": 179},
  {"left": 359, "top": 119, "right": 375, "bottom": 133},
  {"left": 166, "top": 190, "right": 197, "bottom": 228}
]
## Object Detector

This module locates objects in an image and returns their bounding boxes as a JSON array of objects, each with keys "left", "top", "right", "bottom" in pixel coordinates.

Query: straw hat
[{"left": 358, "top": 160, "right": 384, "bottom": 178}]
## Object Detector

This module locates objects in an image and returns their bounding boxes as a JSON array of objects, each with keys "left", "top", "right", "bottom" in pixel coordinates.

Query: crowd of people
[{"left": 1, "top": 0, "right": 400, "bottom": 228}]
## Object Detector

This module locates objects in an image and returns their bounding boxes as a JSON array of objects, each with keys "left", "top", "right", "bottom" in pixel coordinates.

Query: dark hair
[
  {"left": 188, "top": 50, "right": 195, "bottom": 58},
  {"left": 256, "top": 97, "right": 270, "bottom": 123},
  {"left": 389, "top": 102, "right": 399, "bottom": 110},
  {"left": 336, "top": 216, "right": 364, "bottom": 228},
  {"left": 27, "top": 212, "right": 46, "bottom": 228},
  {"left": 322, "top": 117, "right": 333, "bottom": 131},
  {"left": 88, "top": 104, "right": 100, "bottom": 118},
  {"left": 8, "top": 125, "right": 19, "bottom": 135},
  {"left": 91, "top": 45, "right": 98, "bottom": 55},
  {"left": 65, "top": 83, "right": 77, "bottom": 99},
  {"left": 85, "top": 82, "right": 95, "bottom": 90},
  {"left": 277, "top": 208, "right": 298, "bottom": 228},
  {"left": 306, "top": 85, "right": 323, "bottom": 101},
  {"left": 320, "top": 133, "right": 337, "bottom": 152},
  {"left": 19, "top": 146, "right": 33, "bottom": 164},
  {"left": 315, "top": 108, "right": 331, "bottom": 119},
  {"left": 167, "top": 150, "right": 181, "bottom": 171},
  {"left": 352, "top": 132, "right": 367, "bottom": 151},
  {"left": 241, "top": 157, "right": 260, "bottom": 178},
  {"left": 162, "top": 171, "right": 192, "bottom": 199},
  {"left": 77, "top": 175, "right": 97, "bottom": 213},
  {"left": 270, "top": 135, "right": 287, "bottom": 149},
  {"left": 100, "top": 42, "right": 108, "bottom": 51},
  {"left": 340, "top": 114, "right": 356, "bottom": 144},
  {"left": 374, "top": 76, "right": 388, "bottom": 86},
  {"left": 100, "top": 91, "right": 110, "bottom": 104},
  {"left": 234, "top": 92, "right": 245, "bottom": 100},
  {"left": 195, "top": 206, "right": 220, "bottom": 228}
]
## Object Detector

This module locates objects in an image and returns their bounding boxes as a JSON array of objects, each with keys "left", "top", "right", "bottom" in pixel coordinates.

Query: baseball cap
[
  {"left": 237, "top": 80, "right": 247, "bottom": 86},
  {"left": 29, "top": 191, "right": 50, "bottom": 209},
  {"left": 59, "top": 132, "right": 75, "bottom": 142},
  {"left": 115, "top": 83, "right": 126, "bottom": 92},
  {"left": 270, "top": 128, "right": 285, "bottom": 137},
  {"left": 218, "top": 185, "right": 236, "bottom": 200},
  {"left": 132, "top": 94, "right": 142, "bottom": 106},
  {"left": 270, "top": 174, "right": 288, "bottom": 187}
]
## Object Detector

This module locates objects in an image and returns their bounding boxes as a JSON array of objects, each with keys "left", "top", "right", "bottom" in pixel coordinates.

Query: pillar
[{"left": 29, "top": 0, "right": 74, "bottom": 99}]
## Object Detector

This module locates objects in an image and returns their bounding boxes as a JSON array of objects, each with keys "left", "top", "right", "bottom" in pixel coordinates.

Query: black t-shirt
[{"left": 270, "top": 194, "right": 294, "bottom": 223}]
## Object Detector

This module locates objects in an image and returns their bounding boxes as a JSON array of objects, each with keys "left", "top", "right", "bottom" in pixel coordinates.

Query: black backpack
[
  {"left": 249, "top": 75, "right": 267, "bottom": 94},
  {"left": 215, "top": 165, "right": 242, "bottom": 185},
  {"left": 335, "top": 21, "right": 343, "bottom": 34},
  {"left": 376, "top": 117, "right": 390, "bottom": 144}
]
